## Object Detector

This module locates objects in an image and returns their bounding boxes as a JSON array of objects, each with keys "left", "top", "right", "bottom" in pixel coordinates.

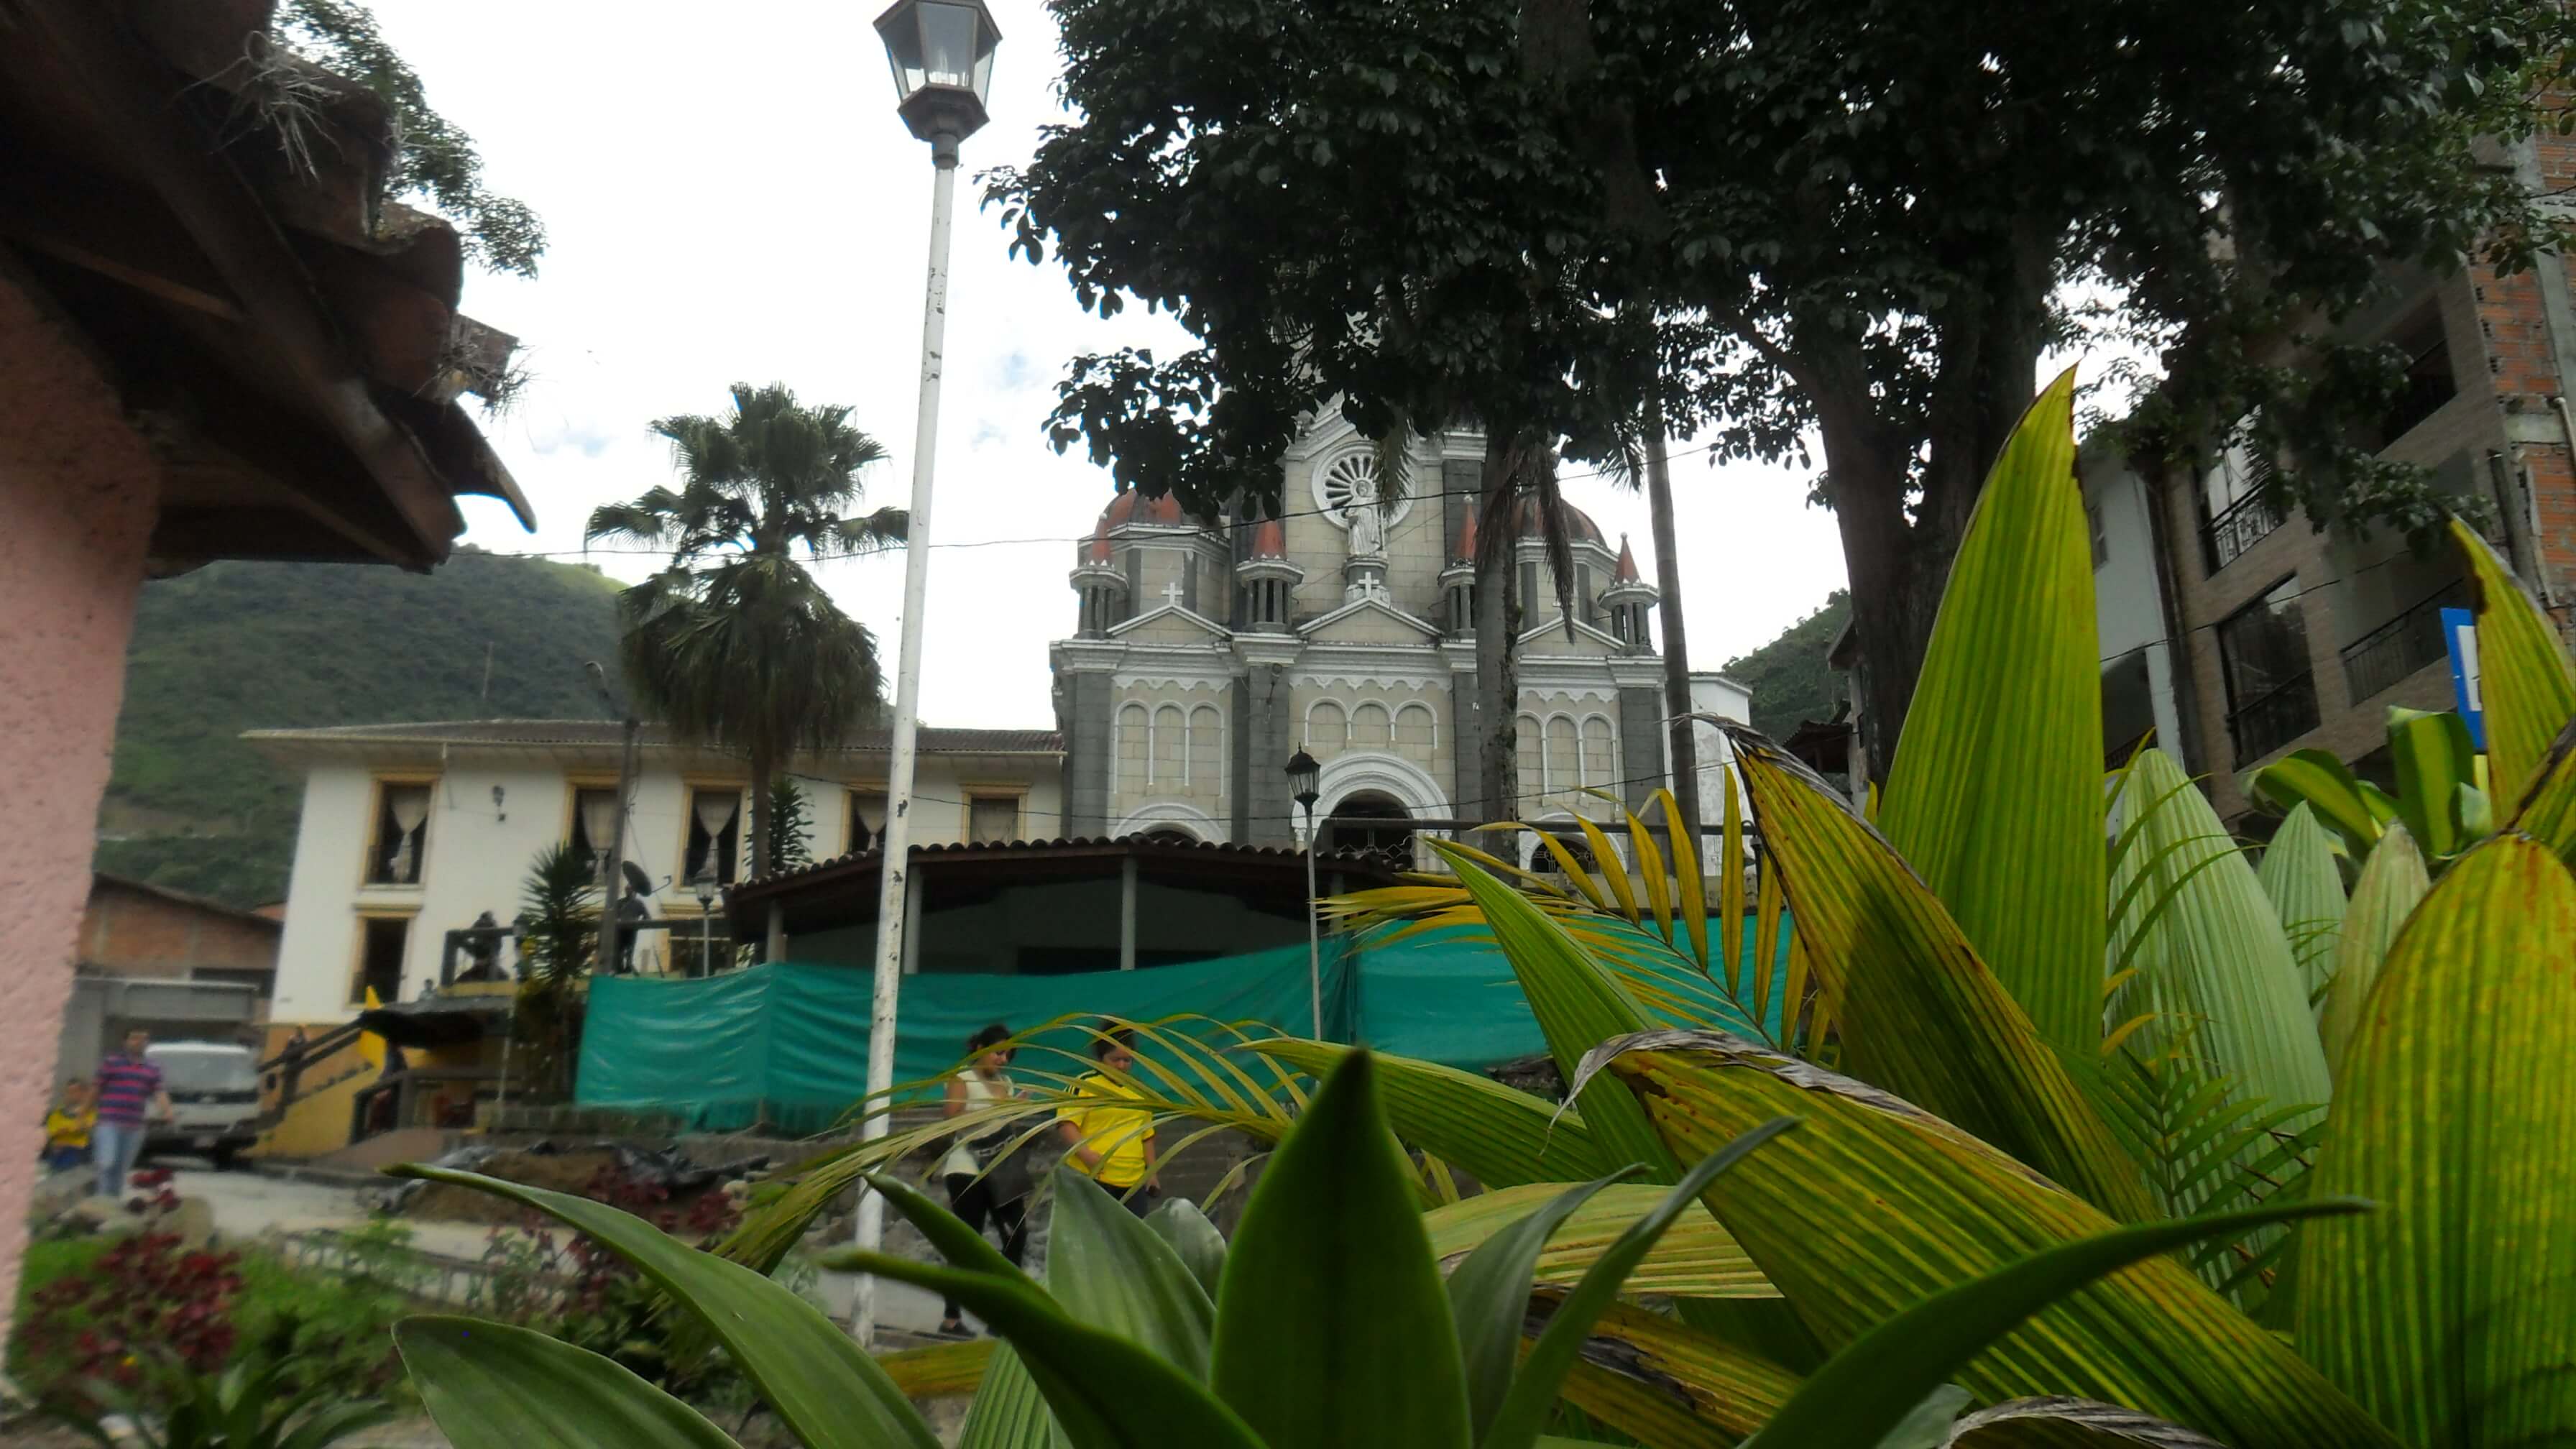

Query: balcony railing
[
  {"left": 2340, "top": 579, "right": 2469, "bottom": 707},
  {"left": 2202, "top": 488, "right": 2289, "bottom": 574},
  {"left": 2228, "top": 671, "right": 2322, "bottom": 767}
]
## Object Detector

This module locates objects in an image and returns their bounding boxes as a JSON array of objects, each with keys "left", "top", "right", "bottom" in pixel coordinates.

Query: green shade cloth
[{"left": 575, "top": 916, "right": 1789, "bottom": 1131}]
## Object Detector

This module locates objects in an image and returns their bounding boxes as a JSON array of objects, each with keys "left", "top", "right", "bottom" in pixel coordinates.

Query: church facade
[{"left": 1049, "top": 416, "right": 1749, "bottom": 861}]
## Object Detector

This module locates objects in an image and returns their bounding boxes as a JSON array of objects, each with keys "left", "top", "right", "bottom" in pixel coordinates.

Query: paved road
[{"left": 164, "top": 1162, "right": 954, "bottom": 1340}]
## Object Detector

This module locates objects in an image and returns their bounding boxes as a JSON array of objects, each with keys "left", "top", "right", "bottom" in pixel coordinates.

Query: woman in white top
[{"left": 937, "top": 1023, "right": 1027, "bottom": 1336}]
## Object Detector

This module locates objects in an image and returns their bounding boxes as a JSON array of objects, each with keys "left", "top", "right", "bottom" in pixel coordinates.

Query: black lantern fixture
[
  {"left": 874, "top": 0, "right": 1001, "bottom": 147},
  {"left": 1285, "top": 748, "right": 1322, "bottom": 811}
]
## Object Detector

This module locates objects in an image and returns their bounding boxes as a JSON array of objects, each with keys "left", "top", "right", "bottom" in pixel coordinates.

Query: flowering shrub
[{"left": 14, "top": 1233, "right": 244, "bottom": 1401}]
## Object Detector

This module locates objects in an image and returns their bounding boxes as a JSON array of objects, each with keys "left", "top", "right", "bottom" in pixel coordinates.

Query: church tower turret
[{"left": 1601, "top": 535, "right": 1657, "bottom": 653}]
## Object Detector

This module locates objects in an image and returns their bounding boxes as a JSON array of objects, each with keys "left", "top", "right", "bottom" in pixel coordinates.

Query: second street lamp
[
  {"left": 1286, "top": 748, "right": 1322, "bottom": 1037},
  {"left": 691, "top": 868, "right": 718, "bottom": 978},
  {"left": 852, "top": 0, "right": 1000, "bottom": 1350}
]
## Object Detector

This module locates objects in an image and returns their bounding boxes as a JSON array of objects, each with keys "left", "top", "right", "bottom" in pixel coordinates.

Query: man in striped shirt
[{"left": 93, "top": 1029, "right": 171, "bottom": 1198}]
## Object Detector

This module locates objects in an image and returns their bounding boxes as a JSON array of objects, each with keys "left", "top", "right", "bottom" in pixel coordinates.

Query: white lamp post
[
  {"left": 855, "top": 0, "right": 999, "bottom": 1348},
  {"left": 1285, "top": 748, "right": 1323, "bottom": 1037},
  {"left": 691, "top": 868, "right": 718, "bottom": 978}
]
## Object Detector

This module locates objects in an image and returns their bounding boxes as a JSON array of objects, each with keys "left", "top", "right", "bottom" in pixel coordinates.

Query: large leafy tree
[
  {"left": 1003, "top": 0, "right": 2572, "bottom": 782},
  {"left": 991, "top": 0, "right": 1650, "bottom": 822},
  {"left": 587, "top": 383, "right": 903, "bottom": 878}
]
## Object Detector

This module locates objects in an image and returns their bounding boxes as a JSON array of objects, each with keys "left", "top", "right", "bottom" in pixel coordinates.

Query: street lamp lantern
[
  {"left": 1285, "top": 747, "right": 1325, "bottom": 1039},
  {"left": 1286, "top": 748, "right": 1322, "bottom": 811},
  {"left": 874, "top": 0, "right": 1000, "bottom": 147},
  {"left": 690, "top": 867, "right": 719, "bottom": 912}
]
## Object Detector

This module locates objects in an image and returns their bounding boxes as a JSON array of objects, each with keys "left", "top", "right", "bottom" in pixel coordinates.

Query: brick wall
[{"left": 78, "top": 876, "right": 280, "bottom": 982}]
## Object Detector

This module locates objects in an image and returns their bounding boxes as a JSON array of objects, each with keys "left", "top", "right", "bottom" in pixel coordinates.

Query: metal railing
[
  {"left": 2202, "top": 488, "right": 2288, "bottom": 574},
  {"left": 2340, "top": 579, "right": 2467, "bottom": 706},
  {"left": 2227, "top": 671, "right": 2322, "bottom": 767}
]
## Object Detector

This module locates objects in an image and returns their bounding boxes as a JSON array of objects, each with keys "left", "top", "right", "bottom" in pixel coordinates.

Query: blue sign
[{"left": 2442, "top": 607, "right": 2485, "bottom": 749}]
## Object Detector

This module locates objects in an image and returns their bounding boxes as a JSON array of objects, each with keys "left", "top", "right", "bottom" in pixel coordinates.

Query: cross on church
[{"left": 1162, "top": 580, "right": 1185, "bottom": 610}]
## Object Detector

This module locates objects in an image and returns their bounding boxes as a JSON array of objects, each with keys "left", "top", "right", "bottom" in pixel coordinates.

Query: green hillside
[
  {"left": 95, "top": 547, "right": 630, "bottom": 906},
  {"left": 1724, "top": 590, "right": 1852, "bottom": 741}
]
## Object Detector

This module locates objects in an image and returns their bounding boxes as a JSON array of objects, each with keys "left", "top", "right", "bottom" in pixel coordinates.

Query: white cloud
[{"left": 385, "top": 0, "right": 1851, "bottom": 727}]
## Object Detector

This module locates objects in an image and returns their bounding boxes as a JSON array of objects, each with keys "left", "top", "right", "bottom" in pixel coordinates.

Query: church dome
[
  {"left": 1450, "top": 497, "right": 1606, "bottom": 561},
  {"left": 1092, "top": 490, "right": 1189, "bottom": 540}
]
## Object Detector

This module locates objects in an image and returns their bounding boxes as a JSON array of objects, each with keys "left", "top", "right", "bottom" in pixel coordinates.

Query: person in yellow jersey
[{"left": 1054, "top": 1025, "right": 1159, "bottom": 1217}]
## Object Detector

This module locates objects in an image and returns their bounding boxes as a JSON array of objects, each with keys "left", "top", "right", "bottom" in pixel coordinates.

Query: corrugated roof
[{"left": 243, "top": 719, "right": 1062, "bottom": 754}]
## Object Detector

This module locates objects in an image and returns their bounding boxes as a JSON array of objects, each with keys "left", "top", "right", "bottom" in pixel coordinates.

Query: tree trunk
[
  {"left": 1642, "top": 399, "right": 1701, "bottom": 834},
  {"left": 1820, "top": 280, "right": 2048, "bottom": 785},
  {"left": 1473, "top": 432, "right": 1528, "bottom": 825},
  {"left": 748, "top": 744, "right": 774, "bottom": 880}
]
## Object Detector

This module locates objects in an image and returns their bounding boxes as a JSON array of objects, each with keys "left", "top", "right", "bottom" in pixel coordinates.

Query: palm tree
[{"left": 586, "top": 382, "right": 903, "bottom": 879}]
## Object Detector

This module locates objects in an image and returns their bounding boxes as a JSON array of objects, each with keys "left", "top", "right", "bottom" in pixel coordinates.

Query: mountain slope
[
  {"left": 96, "top": 547, "right": 629, "bottom": 906},
  {"left": 1723, "top": 591, "right": 1852, "bottom": 741}
]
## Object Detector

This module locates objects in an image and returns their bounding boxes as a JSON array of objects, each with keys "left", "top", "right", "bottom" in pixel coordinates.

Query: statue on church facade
[{"left": 1343, "top": 472, "right": 1385, "bottom": 559}]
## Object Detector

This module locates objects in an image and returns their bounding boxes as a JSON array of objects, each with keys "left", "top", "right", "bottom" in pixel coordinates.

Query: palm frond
[{"left": 821, "top": 506, "right": 911, "bottom": 557}]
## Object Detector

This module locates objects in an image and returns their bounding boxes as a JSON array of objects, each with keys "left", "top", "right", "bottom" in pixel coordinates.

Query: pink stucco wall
[{"left": 0, "top": 276, "right": 161, "bottom": 1333}]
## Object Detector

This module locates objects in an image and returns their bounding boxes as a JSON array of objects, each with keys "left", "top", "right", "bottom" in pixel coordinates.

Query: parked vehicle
[{"left": 146, "top": 1041, "right": 262, "bottom": 1169}]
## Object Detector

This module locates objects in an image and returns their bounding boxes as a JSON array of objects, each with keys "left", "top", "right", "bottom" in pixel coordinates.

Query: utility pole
[{"left": 586, "top": 662, "right": 638, "bottom": 980}]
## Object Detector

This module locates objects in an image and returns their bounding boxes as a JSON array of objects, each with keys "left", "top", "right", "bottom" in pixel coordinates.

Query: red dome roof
[
  {"left": 1092, "top": 490, "right": 1189, "bottom": 539},
  {"left": 1451, "top": 497, "right": 1605, "bottom": 562}
]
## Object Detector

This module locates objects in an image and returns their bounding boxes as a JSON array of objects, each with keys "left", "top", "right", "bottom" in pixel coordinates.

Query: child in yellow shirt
[{"left": 42, "top": 1079, "right": 95, "bottom": 1174}]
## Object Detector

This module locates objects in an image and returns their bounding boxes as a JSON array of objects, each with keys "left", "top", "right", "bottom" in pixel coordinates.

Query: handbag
[{"left": 968, "top": 1129, "right": 1034, "bottom": 1204}]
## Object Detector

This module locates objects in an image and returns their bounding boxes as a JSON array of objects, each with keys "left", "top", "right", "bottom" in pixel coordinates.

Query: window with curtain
[
  {"left": 848, "top": 790, "right": 889, "bottom": 854},
  {"left": 366, "top": 783, "right": 431, "bottom": 886},
  {"left": 969, "top": 795, "right": 1019, "bottom": 845},
  {"left": 684, "top": 787, "right": 745, "bottom": 886},
  {"left": 569, "top": 788, "right": 621, "bottom": 880}
]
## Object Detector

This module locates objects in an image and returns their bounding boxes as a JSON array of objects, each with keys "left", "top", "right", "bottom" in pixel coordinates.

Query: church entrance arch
[
  {"left": 1325, "top": 791, "right": 1414, "bottom": 867},
  {"left": 1312, "top": 750, "right": 1450, "bottom": 868}
]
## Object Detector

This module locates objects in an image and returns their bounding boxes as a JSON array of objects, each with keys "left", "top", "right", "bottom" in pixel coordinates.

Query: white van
[{"left": 144, "top": 1041, "right": 262, "bottom": 1169}]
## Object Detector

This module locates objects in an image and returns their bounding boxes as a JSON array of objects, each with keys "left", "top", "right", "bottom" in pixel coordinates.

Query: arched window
[
  {"left": 1151, "top": 704, "right": 1185, "bottom": 785},
  {"left": 1188, "top": 704, "right": 1224, "bottom": 798},
  {"left": 1581, "top": 715, "right": 1617, "bottom": 797},
  {"left": 1116, "top": 704, "right": 1149, "bottom": 799},
  {"left": 1394, "top": 703, "right": 1437, "bottom": 768},
  {"left": 1514, "top": 714, "right": 1545, "bottom": 816},
  {"left": 1328, "top": 791, "right": 1414, "bottom": 867},
  {"left": 1307, "top": 700, "right": 1349, "bottom": 752},
  {"left": 1352, "top": 702, "right": 1393, "bottom": 750},
  {"left": 1545, "top": 716, "right": 1580, "bottom": 808}
]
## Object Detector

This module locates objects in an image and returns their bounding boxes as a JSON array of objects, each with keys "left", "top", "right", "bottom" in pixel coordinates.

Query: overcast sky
[{"left": 373, "top": 0, "right": 1852, "bottom": 730}]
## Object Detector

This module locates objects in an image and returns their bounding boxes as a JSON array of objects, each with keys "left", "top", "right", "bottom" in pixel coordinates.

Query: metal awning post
[{"left": 1119, "top": 855, "right": 1138, "bottom": 971}]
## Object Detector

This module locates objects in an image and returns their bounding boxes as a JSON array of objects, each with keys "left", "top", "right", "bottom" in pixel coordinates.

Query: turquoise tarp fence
[{"left": 576, "top": 915, "right": 1790, "bottom": 1131}]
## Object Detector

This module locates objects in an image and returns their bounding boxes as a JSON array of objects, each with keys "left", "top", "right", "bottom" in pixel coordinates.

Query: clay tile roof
[
  {"left": 1451, "top": 506, "right": 1479, "bottom": 564},
  {"left": 1517, "top": 497, "right": 1604, "bottom": 546},
  {"left": 1246, "top": 517, "right": 1288, "bottom": 559},
  {"left": 242, "top": 719, "right": 1062, "bottom": 755},
  {"left": 1614, "top": 534, "right": 1642, "bottom": 582}
]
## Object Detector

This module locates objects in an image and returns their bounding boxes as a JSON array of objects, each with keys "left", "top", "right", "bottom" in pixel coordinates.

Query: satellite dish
[{"left": 621, "top": 860, "right": 655, "bottom": 897}]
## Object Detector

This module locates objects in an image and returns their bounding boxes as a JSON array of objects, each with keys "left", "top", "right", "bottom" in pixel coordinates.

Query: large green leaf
[
  {"left": 2249, "top": 749, "right": 2386, "bottom": 860},
  {"left": 1570, "top": 1030, "right": 2398, "bottom": 1446},
  {"left": 1491, "top": 1120, "right": 1799, "bottom": 1449},
  {"left": 387, "top": 1166, "right": 936, "bottom": 1449},
  {"left": 1211, "top": 1049, "right": 1474, "bottom": 1449},
  {"left": 832, "top": 1250, "right": 1262, "bottom": 1449},
  {"left": 1739, "top": 1199, "right": 2365, "bottom": 1449},
  {"left": 1046, "top": 1167, "right": 1218, "bottom": 1378},
  {"left": 1729, "top": 730, "right": 2154, "bottom": 1222},
  {"left": 395, "top": 1316, "right": 741, "bottom": 1449},
  {"left": 1423, "top": 1182, "right": 1774, "bottom": 1298},
  {"left": 2255, "top": 802, "right": 2346, "bottom": 1006},
  {"left": 1254, "top": 1039, "right": 1617, "bottom": 1189},
  {"left": 2385, "top": 707, "right": 2483, "bottom": 863},
  {"left": 2294, "top": 832, "right": 2576, "bottom": 1447},
  {"left": 2317, "top": 822, "right": 2429, "bottom": 1080},
  {"left": 2109, "top": 749, "right": 2332, "bottom": 1205},
  {"left": 2455, "top": 518, "right": 2576, "bottom": 810},
  {"left": 1876, "top": 366, "right": 2104, "bottom": 1063},
  {"left": 878, "top": 1339, "right": 994, "bottom": 1399},
  {"left": 1555, "top": 1299, "right": 1800, "bottom": 1445},
  {"left": 1148, "top": 1197, "right": 1230, "bottom": 1302},
  {"left": 1448, "top": 1172, "right": 1639, "bottom": 1444},
  {"left": 1440, "top": 844, "right": 1683, "bottom": 1182},
  {"left": 955, "top": 1344, "right": 1053, "bottom": 1449}
]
